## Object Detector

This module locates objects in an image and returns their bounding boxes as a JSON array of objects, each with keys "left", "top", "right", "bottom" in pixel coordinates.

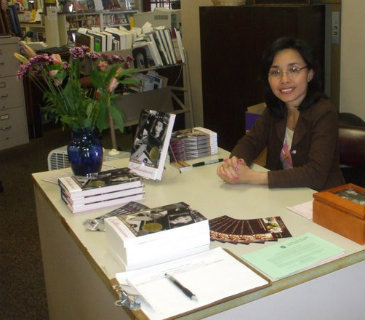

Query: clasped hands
[
  {"left": 216, "top": 156, "right": 250, "bottom": 184},
  {"left": 217, "top": 156, "right": 268, "bottom": 185}
]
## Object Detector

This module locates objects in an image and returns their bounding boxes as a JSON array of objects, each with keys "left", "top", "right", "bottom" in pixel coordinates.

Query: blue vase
[{"left": 67, "top": 128, "right": 103, "bottom": 176}]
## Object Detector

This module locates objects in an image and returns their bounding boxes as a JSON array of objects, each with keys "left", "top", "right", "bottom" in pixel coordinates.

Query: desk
[{"left": 32, "top": 150, "right": 365, "bottom": 320}]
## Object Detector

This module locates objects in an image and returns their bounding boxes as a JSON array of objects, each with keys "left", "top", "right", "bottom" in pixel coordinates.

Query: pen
[
  {"left": 179, "top": 158, "right": 224, "bottom": 173},
  {"left": 192, "top": 158, "right": 224, "bottom": 167},
  {"left": 165, "top": 273, "right": 197, "bottom": 301}
]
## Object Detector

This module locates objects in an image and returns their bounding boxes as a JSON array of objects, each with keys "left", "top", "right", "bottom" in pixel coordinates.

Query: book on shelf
[
  {"left": 174, "top": 27, "right": 185, "bottom": 63},
  {"left": 58, "top": 167, "right": 143, "bottom": 199},
  {"left": 105, "top": 201, "right": 210, "bottom": 270},
  {"left": 128, "top": 109, "right": 176, "bottom": 181},
  {"left": 155, "top": 26, "right": 173, "bottom": 65},
  {"left": 115, "top": 247, "right": 270, "bottom": 319}
]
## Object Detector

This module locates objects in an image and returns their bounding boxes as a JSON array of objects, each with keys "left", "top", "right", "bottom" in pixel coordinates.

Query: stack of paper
[
  {"left": 169, "top": 127, "right": 218, "bottom": 162},
  {"left": 58, "top": 168, "right": 145, "bottom": 213},
  {"left": 116, "top": 247, "right": 270, "bottom": 320},
  {"left": 105, "top": 202, "right": 210, "bottom": 270}
]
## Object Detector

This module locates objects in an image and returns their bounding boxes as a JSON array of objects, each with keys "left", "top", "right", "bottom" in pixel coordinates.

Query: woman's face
[
  {"left": 268, "top": 48, "right": 314, "bottom": 108},
  {"left": 155, "top": 121, "right": 163, "bottom": 135}
]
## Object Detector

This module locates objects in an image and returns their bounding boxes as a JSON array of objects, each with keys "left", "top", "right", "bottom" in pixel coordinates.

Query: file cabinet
[{"left": 0, "top": 37, "right": 29, "bottom": 150}]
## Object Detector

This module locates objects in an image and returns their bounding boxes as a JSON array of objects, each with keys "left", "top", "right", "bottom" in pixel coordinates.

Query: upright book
[{"left": 128, "top": 109, "right": 176, "bottom": 181}]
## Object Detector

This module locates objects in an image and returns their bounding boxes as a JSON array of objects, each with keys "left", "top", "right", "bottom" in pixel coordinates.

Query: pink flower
[
  {"left": 108, "top": 78, "right": 118, "bottom": 92},
  {"left": 98, "top": 61, "right": 108, "bottom": 71},
  {"left": 50, "top": 54, "right": 62, "bottom": 65},
  {"left": 49, "top": 69, "right": 59, "bottom": 77},
  {"left": 115, "top": 67, "right": 124, "bottom": 77}
]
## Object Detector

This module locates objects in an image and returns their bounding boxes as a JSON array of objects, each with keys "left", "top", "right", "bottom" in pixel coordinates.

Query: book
[
  {"left": 164, "top": 28, "right": 177, "bottom": 64},
  {"left": 155, "top": 27, "right": 173, "bottom": 65},
  {"left": 128, "top": 109, "right": 176, "bottom": 181},
  {"left": 115, "top": 247, "right": 270, "bottom": 319},
  {"left": 61, "top": 190, "right": 145, "bottom": 214},
  {"left": 174, "top": 28, "right": 185, "bottom": 63},
  {"left": 169, "top": 127, "right": 218, "bottom": 162},
  {"left": 84, "top": 201, "right": 150, "bottom": 232},
  {"left": 62, "top": 185, "right": 145, "bottom": 206},
  {"left": 105, "top": 201, "right": 210, "bottom": 270},
  {"left": 58, "top": 167, "right": 142, "bottom": 199},
  {"left": 242, "top": 233, "right": 345, "bottom": 280},
  {"left": 153, "top": 29, "right": 170, "bottom": 65}
]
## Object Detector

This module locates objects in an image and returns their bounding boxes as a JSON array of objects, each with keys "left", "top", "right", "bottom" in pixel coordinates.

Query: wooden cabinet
[
  {"left": 0, "top": 37, "right": 29, "bottom": 150},
  {"left": 199, "top": 5, "right": 326, "bottom": 150}
]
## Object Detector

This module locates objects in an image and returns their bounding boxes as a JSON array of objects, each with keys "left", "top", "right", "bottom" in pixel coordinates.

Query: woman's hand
[{"left": 217, "top": 156, "right": 268, "bottom": 185}]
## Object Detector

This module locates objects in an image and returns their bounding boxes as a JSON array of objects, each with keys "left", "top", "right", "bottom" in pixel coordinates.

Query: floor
[{"left": 0, "top": 126, "right": 133, "bottom": 320}]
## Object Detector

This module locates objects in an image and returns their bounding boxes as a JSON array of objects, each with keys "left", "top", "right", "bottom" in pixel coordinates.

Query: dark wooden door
[{"left": 200, "top": 5, "right": 325, "bottom": 150}]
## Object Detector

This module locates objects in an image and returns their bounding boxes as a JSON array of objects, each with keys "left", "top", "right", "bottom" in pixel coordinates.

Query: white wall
[
  {"left": 181, "top": 1, "right": 365, "bottom": 126},
  {"left": 340, "top": 1, "right": 365, "bottom": 119}
]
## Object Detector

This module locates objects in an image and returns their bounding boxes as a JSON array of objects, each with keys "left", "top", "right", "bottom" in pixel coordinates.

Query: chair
[{"left": 338, "top": 113, "right": 365, "bottom": 187}]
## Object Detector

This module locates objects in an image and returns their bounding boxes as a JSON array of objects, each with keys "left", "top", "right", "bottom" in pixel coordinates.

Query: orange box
[{"left": 313, "top": 184, "right": 365, "bottom": 244}]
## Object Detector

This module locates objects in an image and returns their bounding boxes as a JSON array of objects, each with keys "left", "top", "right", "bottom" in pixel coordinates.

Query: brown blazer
[{"left": 231, "top": 99, "right": 345, "bottom": 191}]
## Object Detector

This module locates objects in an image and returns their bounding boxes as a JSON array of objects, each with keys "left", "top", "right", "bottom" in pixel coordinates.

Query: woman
[{"left": 217, "top": 37, "right": 344, "bottom": 191}]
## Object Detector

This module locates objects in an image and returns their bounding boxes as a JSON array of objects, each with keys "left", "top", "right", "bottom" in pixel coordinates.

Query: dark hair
[{"left": 261, "top": 37, "right": 325, "bottom": 118}]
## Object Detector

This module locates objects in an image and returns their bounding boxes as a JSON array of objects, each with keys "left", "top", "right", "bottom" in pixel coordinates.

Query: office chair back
[{"left": 338, "top": 113, "right": 365, "bottom": 187}]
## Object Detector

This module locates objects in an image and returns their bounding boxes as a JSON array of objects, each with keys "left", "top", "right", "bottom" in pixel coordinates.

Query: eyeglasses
[{"left": 268, "top": 66, "right": 308, "bottom": 79}]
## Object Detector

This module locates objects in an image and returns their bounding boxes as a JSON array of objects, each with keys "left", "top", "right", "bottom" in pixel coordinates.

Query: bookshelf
[{"left": 62, "top": 9, "right": 137, "bottom": 32}]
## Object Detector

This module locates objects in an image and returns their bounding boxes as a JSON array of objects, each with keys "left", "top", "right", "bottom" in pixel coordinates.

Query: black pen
[
  {"left": 179, "top": 158, "right": 224, "bottom": 172},
  {"left": 165, "top": 273, "right": 197, "bottom": 301}
]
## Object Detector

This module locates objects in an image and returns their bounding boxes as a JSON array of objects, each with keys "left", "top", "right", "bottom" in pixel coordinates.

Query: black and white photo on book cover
[
  {"left": 129, "top": 109, "right": 176, "bottom": 180},
  {"left": 118, "top": 202, "right": 207, "bottom": 237}
]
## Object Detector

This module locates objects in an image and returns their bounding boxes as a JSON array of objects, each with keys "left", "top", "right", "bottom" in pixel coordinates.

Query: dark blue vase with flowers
[{"left": 67, "top": 129, "right": 103, "bottom": 176}]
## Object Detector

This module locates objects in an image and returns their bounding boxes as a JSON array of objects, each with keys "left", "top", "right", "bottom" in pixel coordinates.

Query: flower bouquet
[{"left": 15, "top": 44, "right": 140, "bottom": 175}]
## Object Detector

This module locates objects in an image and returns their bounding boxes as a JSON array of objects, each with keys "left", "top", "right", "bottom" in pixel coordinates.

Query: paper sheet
[
  {"left": 116, "top": 247, "right": 269, "bottom": 320},
  {"left": 242, "top": 233, "right": 344, "bottom": 280},
  {"left": 287, "top": 200, "right": 313, "bottom": 219}
]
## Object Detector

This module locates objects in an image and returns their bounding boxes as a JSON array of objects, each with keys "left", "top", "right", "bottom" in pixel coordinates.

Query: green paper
[{"left": 242, "top": 233, "right": 344, "bottom": 280}]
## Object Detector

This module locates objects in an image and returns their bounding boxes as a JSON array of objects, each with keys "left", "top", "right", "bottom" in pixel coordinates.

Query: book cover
[
  {"left": 58, "top": 167, "right": 142, "bottom": 199},
  {"left": 128, "top": 109, "right": 176, "bottom": 181},
  {"left": 117, "top": 202, "right": 207, "bottom": 237}
]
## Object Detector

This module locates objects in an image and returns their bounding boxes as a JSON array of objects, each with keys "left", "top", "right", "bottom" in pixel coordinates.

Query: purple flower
[
  {"left": 70, "top": 46, "right": 89, "bottom": 59},
  {"left": 88, "top": 52, "right": 101, "bottom": 60},
  {"left": 17, "top": 64, "right": 28, "bottom": 79},
  {"left": 112, "top": 55, "right": 125, "bottom": 63}
]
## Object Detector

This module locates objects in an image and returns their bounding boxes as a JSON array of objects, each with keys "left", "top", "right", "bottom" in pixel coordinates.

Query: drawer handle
[
  {"left": 0, "top": 94, "right": 8, "bottom": 98},
  {"left": 0, "top": 62, "right": 4, "bottom": 66},
  {"left": 0, "top": 125, "right": 12, "bottom": 131},
  {"left": 0, "top": 82, "right": 5, "bottom": 88}
]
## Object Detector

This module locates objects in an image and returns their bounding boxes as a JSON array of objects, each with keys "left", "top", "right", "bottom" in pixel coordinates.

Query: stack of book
[
  {"left": 169, "top": 127, "right": 218, "bottom": 161},
  {"left": 58, "top": 168, "right": 145, "bottom": 213},
  {"left": 105, "top": 202, "right": 210, "bottom": 270}
]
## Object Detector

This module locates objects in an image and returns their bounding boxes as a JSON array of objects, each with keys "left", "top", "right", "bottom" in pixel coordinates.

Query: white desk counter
[{"left": 32, "top": 150, "right": 365, "bottom": 320}]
